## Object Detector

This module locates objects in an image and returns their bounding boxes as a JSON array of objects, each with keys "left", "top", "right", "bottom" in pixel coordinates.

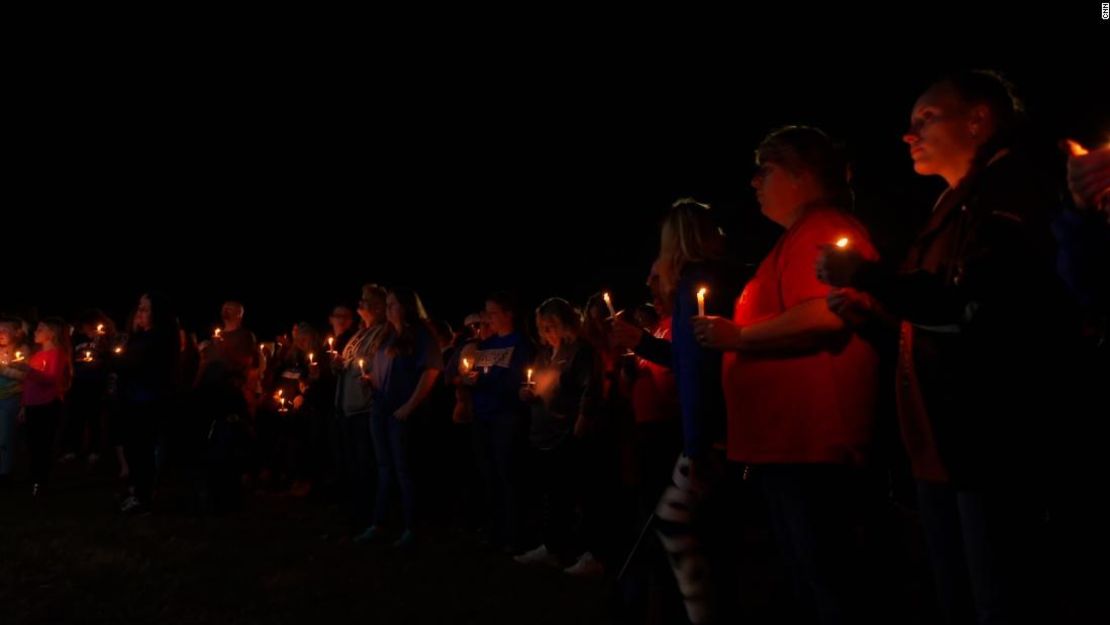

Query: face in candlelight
[
  {"left": 485, "top": 299, "right": 514, "bottom": 336},
  {"left": 535, "top": 298, "right": 579, "bottom": 349},
  {"left": 752, "top": 161, "right": 809, "bottom": 226},
  {"left": 537, "top": 315, "right": 561, "bottom": 348},
  {"left": 34, "top": 322, "right": 55, "bottom": 346},
  {"left": 752, "top": 126, "right": 853, "bottom": 229},
  {"left": 903, "top": 72, "right": 1018, "bottom": 187},
  {"left": 357, "top": 284, "right": 387, "bottom": 327},
  {"left": 221, "top": 301, "right": 245, "bottom": 329},
  {"left": 904, "top": 81, "right": 985, "bottom": 184},
  {"left": 134, "top": 296, "right": 153, "bottom": 332},
  {"left": 329, "top": 305, "right": 355, "bottom": 336}
]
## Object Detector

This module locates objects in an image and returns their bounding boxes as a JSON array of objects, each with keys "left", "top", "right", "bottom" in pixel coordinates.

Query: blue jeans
[
  {"left": 341, "top": 413, "right": 374, "bottom": 528},
  {"left": 0, "top": 395, "right": 19, "bottom": 476},
  {"left": 370, "top": 410, "right": 415, "bottom": 529},
  {"left": 756, "top": 464, "right": 865, "bottom": 625},
  {"left": 473, "top": 415, "right": 522, "bottom": 548}
]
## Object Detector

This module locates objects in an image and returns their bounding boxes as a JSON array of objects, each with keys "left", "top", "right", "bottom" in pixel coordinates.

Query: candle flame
[
  {"left": 835, "top": 237, "right": 850, "bottom": 249},
  {"left": 1067, "top": 139, "right": 1089, "bottom": 157}
]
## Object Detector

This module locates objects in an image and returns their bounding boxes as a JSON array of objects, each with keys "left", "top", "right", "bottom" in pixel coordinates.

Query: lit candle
[
  {"left": 308, "top": 352, "right": 316, "bottom": 366},
  {"left": 358, "top": 358, "right": 366, "bottom": 376},
  {"left": 526, "top": 368, "right": 534, "bottom": 386},
  {"left": 835, "top": 237, "right": 850, "bottom": 249},
  {"left": 114, "top": 346, "right": 123, "bottom": 355},
  {"left": 83, "top": 350, "right": 93, "bottom": 362},
  {"left": 1067, "top": 139, "right": 1089, "bottom": 157},
  {"left": 602, "top": 292, "right": 616, "bottom": 318},
  {"left": 279, "top": 397, "right": 288, "bottom": 412},
  {"left": 214, "top": 327, "right": 222, "bottom": 341},
  {"left": 14, "top": 351, "right": 23, "bottom": 362},
  {"left": 461, "top": 357, "right": 471, "bottom": 373},
  {"left": 697, "top": 287, "right": 708, "bottom": 317},
  {"left": 327, "top": 336, "right": 336, "bottom": 354},
  {"left": 96, "top": 324, "right": 105, "bottom": 336}
]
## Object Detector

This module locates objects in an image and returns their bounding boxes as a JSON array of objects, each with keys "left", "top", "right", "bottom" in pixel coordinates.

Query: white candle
[
  {"left": 461, "top": 357, "right": 471, "bottom": 373},
  {"left": 697, "top": 287, "right": 708, "bottom": 317},
  {"left": 526, "top": 368, "right": 534, "bottom": 386},
  {"left": 358, "top": 358, "right": 366, "bottom": 376},
  {"left": 603, "top": 292, "right": 616, "bottom": 318}
]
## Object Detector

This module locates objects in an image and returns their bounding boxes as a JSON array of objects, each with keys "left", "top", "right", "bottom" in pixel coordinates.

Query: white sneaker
[
  {"left": 563, "top": 551, "right": 604, "bottom": 577},
  {"left": 514, "top": 544, "right": 560, "bottom": 567}
]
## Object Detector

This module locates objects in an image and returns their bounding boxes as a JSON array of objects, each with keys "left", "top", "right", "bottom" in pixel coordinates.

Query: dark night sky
[{"left": 5, "top": 7, "right": 1107, "bottom": 339}]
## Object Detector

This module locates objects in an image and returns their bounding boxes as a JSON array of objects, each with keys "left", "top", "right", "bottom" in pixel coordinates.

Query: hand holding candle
[
  {"left": 1064, "top": 138, "right": 1110, "bottom": 214},
  {"left": 816, "top": 235, "right": 863, "bottom": 287},
  {"left": 602, "top": 292, "right": 617, "bottom": 318}
]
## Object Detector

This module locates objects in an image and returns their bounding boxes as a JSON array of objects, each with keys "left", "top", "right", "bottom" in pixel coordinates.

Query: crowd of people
[{"left": 2, "top": 70, "right": 1107, "bottom": 624}]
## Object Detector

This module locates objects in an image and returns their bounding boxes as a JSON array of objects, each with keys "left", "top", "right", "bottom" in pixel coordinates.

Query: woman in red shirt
[
  {"left": 694, "top": 126, "right": 879, "bottom": 623},
  {"left": 0, "top": 317, "right": 72, "bottom": 496}
]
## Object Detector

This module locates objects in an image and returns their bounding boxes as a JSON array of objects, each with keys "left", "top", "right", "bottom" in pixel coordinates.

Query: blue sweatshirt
[
  {"left": 670, "top": 260, "right": 746, "bottom": 458},
  {"left": 472, "top": 331, "right": 535, "bottom": 422}
]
